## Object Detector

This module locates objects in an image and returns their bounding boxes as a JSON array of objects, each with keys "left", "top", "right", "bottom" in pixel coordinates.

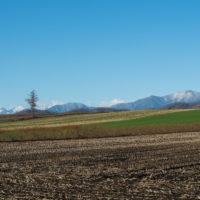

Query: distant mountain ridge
[
  {"left": 1, "top": 90, "right": 200, "bottom": 114},
  {"left": 163, "top": 102, "right": 200, "bottom": 110},
  {"left": 47, "top": 103, "right": 121, "bottom": 113},
  {"left": 47, "top": 103, "right": 90, "bottom": 113},
  {"left": 112, "top": 90, "right": 200, "bottom": 110},
  {"left": 17, "top": 109, "right": 53, "bottom": 115},
  {"left": 164, "top": 90, "right": 200, "bottom": 104},
  {"left": 0, "top": 106, "right": 24, "bottom": 114},
  {"left": 112, "top": 96, "right": 166, "bottom": 110}
]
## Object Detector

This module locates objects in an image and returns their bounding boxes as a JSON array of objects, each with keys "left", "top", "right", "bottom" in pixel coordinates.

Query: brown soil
[{"left": 0, "top": 132, "right": 200, "bottom": 199}]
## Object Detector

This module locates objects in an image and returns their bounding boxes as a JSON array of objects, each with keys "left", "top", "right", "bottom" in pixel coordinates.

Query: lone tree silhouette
[{"left": 26, "top": 90, "right": 38, "bottom": 117}]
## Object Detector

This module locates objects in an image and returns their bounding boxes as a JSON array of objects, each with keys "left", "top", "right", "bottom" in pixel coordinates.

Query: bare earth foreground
[{"left": 0, "top": 132, "right": 200, "bottom": 200}]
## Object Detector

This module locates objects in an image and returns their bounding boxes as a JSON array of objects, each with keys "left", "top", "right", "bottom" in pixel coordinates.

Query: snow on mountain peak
[
  {"left": 10, "top": 106, "right": 25, "bottom": 113},
  {"left": 0, "top": 108, "right": 7, "bottom": 114},
  {"left": 164, "top": 90, "right": 200, "bottom": 103},
  {"left": 0, "top": 106, "right": 25, "bottom": 114}
]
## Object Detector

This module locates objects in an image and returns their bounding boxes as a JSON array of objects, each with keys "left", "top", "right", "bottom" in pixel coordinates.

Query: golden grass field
[
  {"left": 0, "top": 109, "right": 186, "bottom": 130},
  {"left": 0, "top": 109, "right": 194, "bottom": 142}
]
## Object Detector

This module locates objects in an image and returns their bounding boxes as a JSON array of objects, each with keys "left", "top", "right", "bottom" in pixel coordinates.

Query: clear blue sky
[{"left": 1, "top": 0, "right": 200, "bottom": 108}]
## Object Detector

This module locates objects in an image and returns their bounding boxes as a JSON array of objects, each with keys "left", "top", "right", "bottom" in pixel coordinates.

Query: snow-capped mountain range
[
  {"left": 1, "top": 90, "right": 200, "bottom": 114},
  {"left": 164, "top": 90, "right": 200, "bottom": 103},
  {"left": 112, "top": 90, "right": 200, "bottom": 110},
  {"left": 0, "top": 106, "right": 24, "bottom": 114}
]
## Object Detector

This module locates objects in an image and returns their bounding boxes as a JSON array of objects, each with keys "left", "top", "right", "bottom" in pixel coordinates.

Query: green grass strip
[{"left": 98, "top": 109, "right": 200, "bottom": 127}]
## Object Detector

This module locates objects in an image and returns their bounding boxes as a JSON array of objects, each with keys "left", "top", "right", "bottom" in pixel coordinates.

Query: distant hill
[
  {"left": 163, "top": 102, "right": 192, "bottom": 109},
  {"left": 48, "top": 103, "right": 90, "bottom": 113},
  {"left": 47, "top": 103, "right": 123, "bottom": 114},
  {"left": 163, "top": 102, "right": 200, "bottom": 109},
  {"left": 112, "top": 96, "right": 166, "bottom": 110},
  {"left": 17, "top": 109, "right": 53, "bottom": 115},
  {"left": 7, "top": 107, "right": 126, "bottom": 115},
  {"left": 89, "top": 107, "right": 125, "bottom": 113},
  {"left": 59, "top": 107, "right": 125, "bottom": 114}
]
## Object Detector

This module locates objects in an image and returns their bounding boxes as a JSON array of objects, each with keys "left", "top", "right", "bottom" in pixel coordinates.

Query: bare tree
[{"left": 26, "top": 90, "right": 38, "bottom": 117}]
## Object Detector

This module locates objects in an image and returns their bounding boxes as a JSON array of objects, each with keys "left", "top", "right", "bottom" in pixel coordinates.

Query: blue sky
[{"left": 1, "top": 0, "right": 200, "bottom": 108}]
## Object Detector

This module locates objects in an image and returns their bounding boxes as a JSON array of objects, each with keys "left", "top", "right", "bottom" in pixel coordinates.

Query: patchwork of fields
[
  {"left": 0, "top": 109, "right": 185, "bottom": 130},
  {"left": 1, "top": 109, "right": 200, "bottom": 141},
  {"left": 1, "top": 109, "right": 200, "bottom": 199}
]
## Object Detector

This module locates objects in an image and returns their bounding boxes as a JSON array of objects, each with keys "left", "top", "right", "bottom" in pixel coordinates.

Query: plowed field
[{"left": 0, "top": 132, "right": 200, "bottom": 199}]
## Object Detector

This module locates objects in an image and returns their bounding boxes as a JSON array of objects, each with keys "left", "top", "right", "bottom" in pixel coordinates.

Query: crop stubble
[{"left": 0, "top": 132, "right": 200, "bottom": 199}]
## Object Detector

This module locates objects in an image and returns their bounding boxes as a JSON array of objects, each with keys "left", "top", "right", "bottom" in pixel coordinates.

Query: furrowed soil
[{"left": 0, "top": 132, "right": 200, "bottom": 200}]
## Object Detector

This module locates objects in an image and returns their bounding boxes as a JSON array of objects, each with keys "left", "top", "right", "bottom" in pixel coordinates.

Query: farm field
[
  {"left": 0, "top": 132, "right": 200, "bottom": 199},
  {"left": 2, "top": 109, "right": 200, "bottom": 142},
  {"left": 99, "top": 109, "right": 200, "bottom": 127},
  {"left": 0, "top": 109, "right": 184, "bottom": 130}
]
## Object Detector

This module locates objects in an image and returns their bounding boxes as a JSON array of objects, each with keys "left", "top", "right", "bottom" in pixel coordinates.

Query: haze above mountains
[{"left": 1, "top": 90, "right": 200, "bottom": 114}]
